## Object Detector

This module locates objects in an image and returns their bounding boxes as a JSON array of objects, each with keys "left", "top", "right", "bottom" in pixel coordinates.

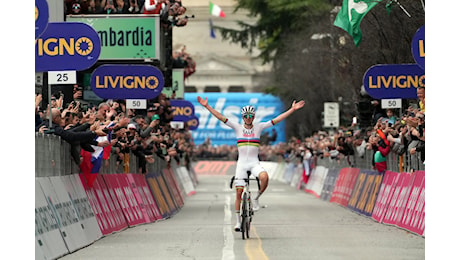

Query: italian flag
[{"left": 209, "top": 2, "right": 225, "bottom": 18}]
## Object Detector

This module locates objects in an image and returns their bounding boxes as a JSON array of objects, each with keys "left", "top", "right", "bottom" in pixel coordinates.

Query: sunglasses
[{"left": 243, "top": 114, "right": 254, "bottom": 119}]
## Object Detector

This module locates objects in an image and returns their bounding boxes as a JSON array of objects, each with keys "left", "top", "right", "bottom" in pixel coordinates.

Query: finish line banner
[{"left": 184, "top": 93, "right": 286, "bottom": 146}]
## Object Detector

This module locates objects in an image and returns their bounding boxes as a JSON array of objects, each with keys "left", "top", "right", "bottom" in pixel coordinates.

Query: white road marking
[{"left": 222, "top": 195, "right": 235, "bottom": 260}]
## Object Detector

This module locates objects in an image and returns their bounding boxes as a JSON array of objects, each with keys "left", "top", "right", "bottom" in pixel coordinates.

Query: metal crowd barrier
[
  {"left": 35, "top": 133, "right": 424, "bottom": 177},
  {"left": 315, "top": 148, "right": 425, "bottom": 173},
  {"left": 35, "top": 133, "right": 143, "bottom": 177}
]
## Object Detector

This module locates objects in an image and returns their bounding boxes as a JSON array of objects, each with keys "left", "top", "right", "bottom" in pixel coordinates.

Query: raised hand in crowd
[
  {"left": 104, "top": 0, "right": 117, "bottom": 13},
  {"left": 35, "top": 94, "right": 43, "bottom": 112}
]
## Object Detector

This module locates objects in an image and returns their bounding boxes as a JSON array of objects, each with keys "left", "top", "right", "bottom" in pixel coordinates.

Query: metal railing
[
  {"left": 315, "top": 148, "right": 424, "bottom": 172},
  {"left": 35, "top": 133, "right": 142, "bottom": 177},
  {"left": 35, "top": 133, "right": 186, "bottom": 177},
  {"left": 35, "top": 133, "right": 424, "bottom": 177}
]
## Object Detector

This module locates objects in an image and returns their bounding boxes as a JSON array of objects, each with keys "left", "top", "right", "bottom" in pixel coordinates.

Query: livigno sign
[
  {"left": 363, "top": 64, "right": 424, "bottom": 99},
  {"left": 411, "top": 25, "right": 425, "bottom": 70},
  {"left": 67, "top": 15, "right": 160, "bottom": 60},
  {"left": 91, "top": 64, "right": 164, "bottom": 99},
  {"left": 35, "top": 0, "right": 49, "bottom": 39},
  {"left": 35, "top": 22, "right": 101, "bottom": 72}
]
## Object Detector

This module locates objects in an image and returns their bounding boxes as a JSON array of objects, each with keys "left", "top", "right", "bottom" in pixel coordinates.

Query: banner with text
[
  {"left": 363, "top": 64, "right": 424, "bottom": 99},
  {"left": 66, "top": 15, "right": 160, "bottom": 60},
  {"left": 184, "top": 93, "right": 286, "bottom": 146}
]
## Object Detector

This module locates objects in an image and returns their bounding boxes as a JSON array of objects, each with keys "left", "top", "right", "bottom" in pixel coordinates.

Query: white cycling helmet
[{"left": 241, "top": 105, "right": 256, "bottom": 116}]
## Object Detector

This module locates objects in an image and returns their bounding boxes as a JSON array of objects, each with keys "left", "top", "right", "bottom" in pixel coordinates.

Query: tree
[
  {"left": 215, "top": 0, "right": 425, "bottom": 137},
  {"left": 215, "top": 0, "right": 331, "bottom": 64}
]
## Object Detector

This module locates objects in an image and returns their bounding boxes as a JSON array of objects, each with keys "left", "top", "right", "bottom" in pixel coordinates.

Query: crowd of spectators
[
  {"left": 35, "top": 86, "right": 425, "bottom": 175},
  {"left": 65, "top": 0, "right": 192, "bottom": 29},
  {"left": 64, "top": 0, "right": 197, "bottom": 82},
  {"left": 193, "top": 87, "right": 425, "bottom": 174},
  {"left": 172, "top": 45, "right": 196, "bottom": 79},
  {"left": 36, "top": 88, "right": 195, "bottom": 174}
]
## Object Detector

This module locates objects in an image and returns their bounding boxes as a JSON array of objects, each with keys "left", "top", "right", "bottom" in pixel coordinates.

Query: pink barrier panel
[
  {"left": 382, "top": 172, "right": 413, "bottom": 226},
  {"left": 103, "top": 174, "right": 146, "bottom": 227},
  {"left": 96, "top": 175, "right": 129, "bottom": 233},
  {"left": 126, "top": 174, "right": 154, "bottom": 223},
  {"left": 79, "top": 174, "right": 118, "bottom": 235},
  {"left": 397, "top": 171, "right": 425, "bottom": 235},
  {"left": 132, "top": 174, "right": 163, "bottom": 221},
  {"left": 329, "top": 168, "right": 360, "bottom": 207},
  {"left": 372, "top": 171, "right": 400, "bottom": 223}
]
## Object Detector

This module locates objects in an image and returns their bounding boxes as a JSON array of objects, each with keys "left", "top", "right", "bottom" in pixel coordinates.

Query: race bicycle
[{"left": 230, "top": 171, "right": 260, "bottom": 240}]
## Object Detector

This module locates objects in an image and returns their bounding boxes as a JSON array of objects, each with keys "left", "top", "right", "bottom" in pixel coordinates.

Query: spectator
[
  {"left": 143, "top": 0, "right": 164, "bottom": 14},
  {"left": 41, "top": 108, "right": 108, "bottom": 148},
  {"left": 171, "top": 45, "right": 196, "bottom": 79},
  {"left": 127, "top": 0, "right": 140, "bottom": 13},
  {"left": 367, "top": 129, "right": 390, "bottom": 173},
  {"left": 87, "top": 0, "right": 105, "bottom": 14},
  {"left": 409, "top": 112, "right": 425, "bottom": 164},
  {"left": 114, "top": 0, "right": 131, "bottom": 14},
  {"left": 104, "top": 0, "right": 117, "bottom": 14},
  {"left": 145, "top": 106, "right": 158, "bottom": 124},
  {"left": 140, "top": 114, "right": 161, "bottom": 138},
  {"left": 65, "top": 0, "right": 89, "bottom": 15},
  {"left": 159, "top": 0, "right": 189, "bottom": 29},
  {"left": 384, "top": 108, "right": 398, "bottom": 127},
  {"left": 70, "top": 2, "right": 83, "bottom": 14},
  {"left": 370, "top": 99, "right": 386, "bottom": 126},
  {"left": 417, "top": 86, "right": 425, "bottom": 112},
  {"left": 35, "top": 94, "right": 44, "bottom": 129},
  {"left": 95, "top": 102, "right": 111, "bottom": 122},
  {"left": 129, "top": 114, "right": 146, "bottom": 132}
]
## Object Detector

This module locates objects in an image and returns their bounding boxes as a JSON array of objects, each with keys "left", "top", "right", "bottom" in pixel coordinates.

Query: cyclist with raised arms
[{"left": 197, "top": 96, "right": 305, "bottom": 231}]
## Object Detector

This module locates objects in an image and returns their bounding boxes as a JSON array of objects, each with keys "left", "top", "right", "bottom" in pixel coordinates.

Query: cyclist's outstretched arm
[
  {"left": 197, "top": 96, "right": 227, "bottom": 122},
  {"left": 271, "top": 100, "right": 305, "bottom": 125}
]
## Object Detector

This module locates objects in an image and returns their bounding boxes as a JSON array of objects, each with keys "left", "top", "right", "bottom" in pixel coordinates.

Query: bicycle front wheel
[{"left": 241, "top": 193, "right": 248, "bottom": 239}]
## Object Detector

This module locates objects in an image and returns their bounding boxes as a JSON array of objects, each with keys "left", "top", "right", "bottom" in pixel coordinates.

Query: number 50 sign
[
  {"left": 381, "top": 98, "right": 402, "bottom": 109},
  {"left": 126, "top": 99, "right": 147, "bottom": 109}
]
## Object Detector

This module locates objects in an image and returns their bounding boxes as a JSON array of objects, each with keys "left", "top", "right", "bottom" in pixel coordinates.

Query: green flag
[
  {"left": 386, "top": 0, "right": 395, "bottom": 15},
  {"left": 334, "top": 0, "right": 381, "bottom": 46}
]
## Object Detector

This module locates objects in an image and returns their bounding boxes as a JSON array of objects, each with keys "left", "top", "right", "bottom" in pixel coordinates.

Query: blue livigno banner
[
  {"left": 411, "top": 25, "right": 425, "bottom": 70},
  {"left": 184, "top": 93, "right": 286, "bottom": 146},
  {"left": 35, "top": 22, "right": 101, "bottom": 72},
  {"left": 170, "top": 100, "right": 195, "bottom": 121},
  {"left": 91, "top": 64, "right": 164, "bottom": 100},
  {"left": 363, "top": 64, "right": 424, "bottom": 99},
  {"left": 35, "top": 0, "right": 49, "bottom": 39}
]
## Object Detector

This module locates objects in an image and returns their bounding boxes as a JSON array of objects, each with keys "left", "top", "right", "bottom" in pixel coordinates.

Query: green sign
[
  {"left": 66, "top": 15, "right": 160, "bottom": 60},
  {"left": 162, "top": 68, "right": 184, "bottom": 99}
]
